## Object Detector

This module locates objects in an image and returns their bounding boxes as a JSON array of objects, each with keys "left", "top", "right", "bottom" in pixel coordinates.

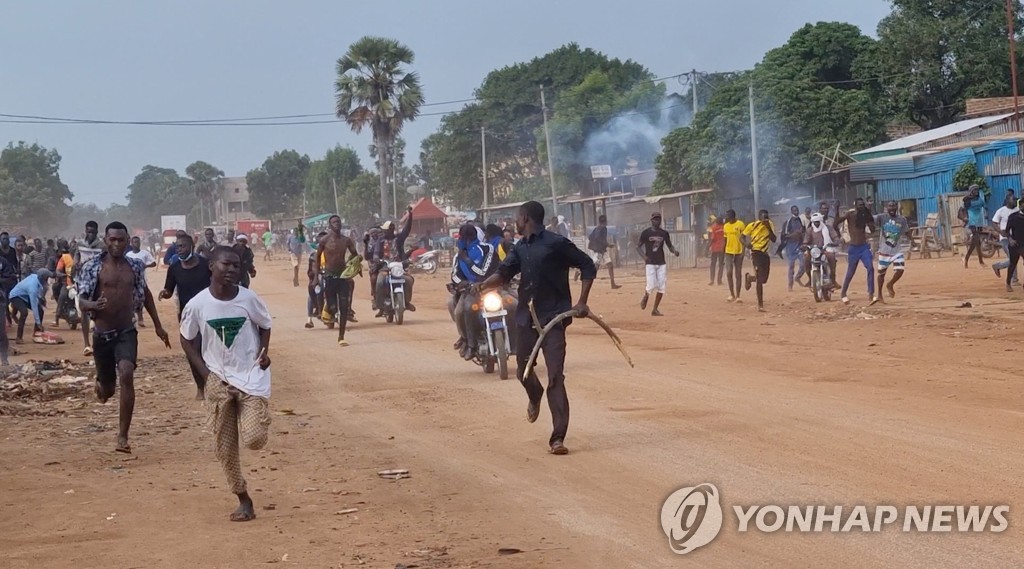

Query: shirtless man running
[
  {"left": 318, "top": 215, "right": 359, "bottom": 346},
  {"left": 76, "top": 222, "right": 170, "bottom": 452},
  {"left": 834, "top": 197, "right": 877, "bottom": 304}
]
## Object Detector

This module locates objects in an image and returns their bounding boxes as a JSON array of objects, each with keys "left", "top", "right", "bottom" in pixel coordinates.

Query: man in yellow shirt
[
  {"left": 742, "top": 209, "right": 778, "bottom": 312},
  {"left": 722, "top": 210, "right": 746, "bottom": 301}
]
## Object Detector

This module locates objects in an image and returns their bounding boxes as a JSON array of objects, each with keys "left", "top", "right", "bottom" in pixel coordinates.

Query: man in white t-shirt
[
  {"left": 126, "top": 236, "right": 158, "bottom": 327},
  {"left": 180, "top": 246, "right": 272, "bottom": 522},
  {"left": 991, "top": 194, "right": 1020, "bottom": 284}
]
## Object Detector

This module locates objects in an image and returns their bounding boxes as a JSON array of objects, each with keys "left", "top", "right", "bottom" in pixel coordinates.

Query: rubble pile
[{"left": 0, "top": 359, "right": 93, "bottom": 416}]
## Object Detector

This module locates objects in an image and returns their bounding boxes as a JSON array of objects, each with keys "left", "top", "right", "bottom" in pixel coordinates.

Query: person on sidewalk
[
  {"left": 474, "top": 201, "right": 595, "bottom": 455},
  {"left": 180, "top": 246, "right": 273, "bottom": 522},
  {"left": 637, "top": 213, "right": 679, "bottom": 317}
]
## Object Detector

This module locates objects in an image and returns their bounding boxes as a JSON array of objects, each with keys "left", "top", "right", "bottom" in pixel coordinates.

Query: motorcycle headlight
[
  {"left": 389, "top": 263, "right": 405, "bottom": 277},
  {"left": 810, "top": 247, "right": 822, "bottom": 260},
  {"left": 482, "top": 291, "right": 503, "bottom": 312}
]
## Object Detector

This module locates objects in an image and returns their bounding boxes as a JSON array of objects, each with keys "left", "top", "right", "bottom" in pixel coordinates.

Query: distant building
[{"left": 217, "top": 176, "right": 253, "bottom": 223}]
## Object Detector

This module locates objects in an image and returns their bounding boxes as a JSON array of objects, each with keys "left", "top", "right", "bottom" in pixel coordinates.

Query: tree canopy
[
  {"left": 305, "top": 146, "right": 364, "bottom": 215},
  {"left": 654, "top": 22, "right": 887, "bottom": 203},
  {"left": 246, "top": 150, "right": 311, "bottom": 217},
  {"left": 0, "top": 142, "right": 74, "bottom": 233},
  {"left": 126, "top": 165, "right": 191, "bottom": 228},
  {"left": 335, "top": 36, "right": 424, "bottom": 216},
  {"left": 869, "top": 0, "right": 1023, "bottom": 129}
]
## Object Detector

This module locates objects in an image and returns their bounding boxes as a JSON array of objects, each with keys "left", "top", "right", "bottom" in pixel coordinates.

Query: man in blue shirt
[
  {"left": 449, "top": 224, "right": 498, "bottom": 360},
  {"left": 964, "top": 185, "right": 988, "bottom": 268},
  {"left": 9, "top": 269, "right": 53, "bottom": 343}
]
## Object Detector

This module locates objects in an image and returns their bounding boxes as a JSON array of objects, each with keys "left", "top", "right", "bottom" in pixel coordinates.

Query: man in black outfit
[
  {"left": 159, "top": 234, "right": 213, "bottom": 399},
  {"left": 1005, "top": 199, "right": 1024, "bottom": 292},
  {"left": 475, "top": 201, "right": 595, "bottom": 455}
]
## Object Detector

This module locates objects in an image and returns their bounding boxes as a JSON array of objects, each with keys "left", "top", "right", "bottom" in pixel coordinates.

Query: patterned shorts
[{"left": 877, "top": 252, "right": 906, "bottom": 272}]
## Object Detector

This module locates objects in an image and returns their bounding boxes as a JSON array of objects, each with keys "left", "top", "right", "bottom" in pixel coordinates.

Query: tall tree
[
  {"left": 654, "top": 22, "right": 886, "bottom": 204},
  {"left": 423, "top": 43, "right": 657, "bottom": 208},
  {"left": 870, "top": 0, "right": 1023, "bottom": 128},
  {"left": 246, "top": 150, "right": 311, "bottom": 217},
  {"left": 0, "top": 142, "right": 74, "bottom": 232},
  {"left": 126, "top": 165, "right": 191, "bottom": 228},
  {"left": 335, "top": 36, "right": 425, "bottom": 217},
  {"left": 185, "top": 160, "right": 224, "bottom": 227},
  {"left": 305, "top": 145, "right": 364, "bottom": 214},
  {"left": 337, "top": 172, "right": 383, "bottom": 228}
]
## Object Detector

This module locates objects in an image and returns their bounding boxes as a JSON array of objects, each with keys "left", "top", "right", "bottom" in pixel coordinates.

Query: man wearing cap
[
  {"left": 233, "top": 234, "right": 257, "bottom": 288},
  {"left": 636, "top": 212, "right": 679, "bottom": 317},
  {"left": 9, "top": 269, "right": 53, "bottom": 343}
]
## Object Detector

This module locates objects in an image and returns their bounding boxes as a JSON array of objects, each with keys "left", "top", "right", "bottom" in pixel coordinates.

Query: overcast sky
[{"left": 0, "top": 0, "right": 892, "bottom": 207}]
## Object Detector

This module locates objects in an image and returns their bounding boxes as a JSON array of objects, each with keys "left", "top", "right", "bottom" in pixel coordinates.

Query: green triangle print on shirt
[{"left": 207, "top": 317, "right": 247, "bottom": 348}]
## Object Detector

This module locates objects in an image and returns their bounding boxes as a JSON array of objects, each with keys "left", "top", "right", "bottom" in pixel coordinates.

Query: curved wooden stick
[{"left": 522, "top": 308, "right": 634, "bottom": 382}]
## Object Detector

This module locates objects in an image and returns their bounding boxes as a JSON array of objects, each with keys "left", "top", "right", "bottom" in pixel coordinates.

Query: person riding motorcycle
[
  {"left": 448, "top": 223, "right": 502, "bottom": 360},
  {"left": 366, "top": 206, "right": 416, "bottom": 316},
  {"left": 803, "top": 212, "right": 840, "bottom": 286}
]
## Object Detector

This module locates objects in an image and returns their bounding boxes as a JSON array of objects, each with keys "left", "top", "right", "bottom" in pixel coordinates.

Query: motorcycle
[
  {"left": 407, "top": 248, "right": 439, "bottom": 274},
  {"left": 377, "top": 260, "right": 409, "bottom": 325},
  {"left": 473, "top": 289, "right": 514, "bottom": 379},
  {"left": 60, "top": 283, "right": 82, "bottom": 330},
  {"left": 806, "top": 245, "right": 833, "bottom": 302}
]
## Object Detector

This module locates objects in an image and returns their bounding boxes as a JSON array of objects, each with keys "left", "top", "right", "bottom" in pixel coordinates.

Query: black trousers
[
  {"left": 709, "top": 251, "right": 725, "bottom": 283},
  {"left": 325, "top": 276, "right": 353, "bottom": 340},
  {"left": 515, "top": 322, "right": 568, "bottom": 446},
  {"left": 1009, "top": 246, "right": 1023, "bottom": 288}
]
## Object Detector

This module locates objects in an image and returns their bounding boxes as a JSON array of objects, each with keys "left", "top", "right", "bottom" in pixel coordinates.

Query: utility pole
[
  {"left": 332, "top": 178, "right": 340, "bottom": 215},
  {"left": 481, "top": 126, "right": 489, "bottom": 222},
  {"left": 691, "top": 69, "right": 699, "bottom": 118},
  {"left": 540, "top": 85, "right": 558, "bottom": 214},
  {"left": 1007, "top": 0, "right": 1021, "bottom": 131},
  {"left": 392, "top": 169, "right": 398, "bottom": 219},
  {"left": 749, "top": 82, "right": 760, "bottom": 213}
]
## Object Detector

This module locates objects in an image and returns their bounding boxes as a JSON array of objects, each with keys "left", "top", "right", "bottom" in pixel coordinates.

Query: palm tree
[{"left": 335, "top": 36, "right": 424, "bottom": 218}]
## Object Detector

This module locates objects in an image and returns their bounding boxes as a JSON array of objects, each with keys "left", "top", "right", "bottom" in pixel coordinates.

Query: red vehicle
[{"left": 236, "top": 220, "right": 272, "bottom": 239}]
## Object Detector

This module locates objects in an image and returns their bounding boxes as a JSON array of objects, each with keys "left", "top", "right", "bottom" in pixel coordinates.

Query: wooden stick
[
  {"left": 522, "top": 309, "right": 634, "bottom": 382},
  {"left": 528, "top": 301, "right": 543, "bottom": 333}
]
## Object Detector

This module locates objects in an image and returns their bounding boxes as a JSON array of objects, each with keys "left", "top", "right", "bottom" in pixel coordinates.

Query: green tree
[
  {"left": 185, "top": 160, "right": 224, "bottom": 227},
  {"left": 424, "top": 43, "right": 656, "bottom": 208},
  {"left": 305, "top": 145, "right": 364, "bottom": 214},
  {"left": 0, "top": 142, "right": 74, "bottom": 232},
  {"left": 654, "top": 22, "right": 886, "bottom": 204},
  {"left": 338, "top": 172, "right": 383, "bottom": 228},
  {"left": 335, "top": 36, "right": 425, "bottom": 217},
  {"left": 246, "top": 150, "right": 311, "bottom": 217},
  {"left": 870, "top": 0, "right": 1023, "bottom": 128},
  {"left": 126, "top": 165, "right": 191, "bottom": 228}
]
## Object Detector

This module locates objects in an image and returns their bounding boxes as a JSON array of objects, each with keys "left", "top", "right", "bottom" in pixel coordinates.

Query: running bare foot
[
  {"left": 611, "top": 284, "right": 622, "bottom": 290},
  {"left": 640, "top": 294, "right": 649, "bottom": 310},
  {"left": 886, "top": 284, "right": 896, "bottom": 298},
  {"left": 651, "top": 309, "right": 663, "bottom": 317},
  {"left": 195, "top": 388, "right": 205, "bottom": 401},
  {"left": 94, "top": 380, "right": 110, "bottom": 404},
  {"left": 744, "top": 273, "right": 753, "bottom": 291},
  {"left": 994, "top": 266, "right": 1002, "bottom": 278},
  {"left": 231, "top": 492, "right": 256, "bottom": 522}
]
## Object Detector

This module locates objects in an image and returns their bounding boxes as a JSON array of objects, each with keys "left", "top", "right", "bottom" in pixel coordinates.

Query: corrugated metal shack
[{"left": 849, "top": 113, "right": 1024, "bottom": 245}]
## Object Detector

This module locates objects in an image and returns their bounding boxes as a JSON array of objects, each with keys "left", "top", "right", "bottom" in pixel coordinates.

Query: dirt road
[{"left": 2, "top": 252, "right": 1023, "bottom": 568}]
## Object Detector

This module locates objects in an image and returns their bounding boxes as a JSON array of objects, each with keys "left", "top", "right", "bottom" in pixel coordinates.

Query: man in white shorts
[
  {"left": 636, "top": 212, "right": 679, "bottom": 317},
  {"left": 872, "top": 200, "right": 909, "bottom": 304}
]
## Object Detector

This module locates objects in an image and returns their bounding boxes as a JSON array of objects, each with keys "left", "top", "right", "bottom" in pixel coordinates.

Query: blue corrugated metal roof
[
  {"left": 852, "top": 113, "right": 1014, "bottom": 157},
  {"left": 849, "top": 152, "right": 934, "bottom": 182}
]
